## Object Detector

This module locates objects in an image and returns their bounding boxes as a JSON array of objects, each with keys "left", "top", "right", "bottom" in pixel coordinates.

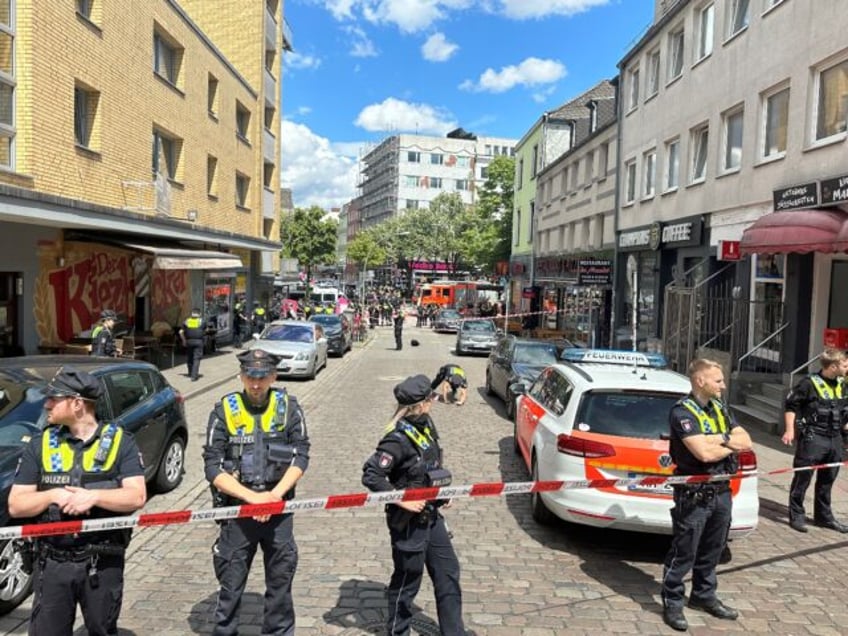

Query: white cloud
[
  {"left": 460, "top": 57, "right": 567, "bottom": 93},
  {"left": 281, "top": 120, "right": 361, "bottom": 209},
  {"left": 284, "top": 51, "right": 322, "bottom": 70},
  {"left": 531, "top": 86, "right": 557, "bottom": 103},
  {"left": 421, "top": 32, "right": 459, "bottom": 62},
  {"left": 319, "top": 0, "right": 474, "bottom": 33},
  {"left": 498, "top": 0, "right": 610, "bottom": 19},
  {"left": 344, "top": 25, "right": 379, "bottom": 57},
  {"left": 354, "top": 97, "right": 457, "bottom": 134}
]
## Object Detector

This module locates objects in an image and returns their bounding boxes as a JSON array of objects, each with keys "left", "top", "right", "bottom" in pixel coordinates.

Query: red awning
[{"left": 739, "top": 209, "right": 848, "bottom": 255}]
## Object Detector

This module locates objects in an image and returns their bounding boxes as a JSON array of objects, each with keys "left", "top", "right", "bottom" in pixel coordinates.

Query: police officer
[
  {"left": 91, "top": 309, "right": 118, "bottom": 357},
  {"left": 251, "top": 301, "right": 268, "bottom": 334},
  {"left": 179, "top": 308, "right": 204, "bottom": 382},
  {"left": 203, "top": 349, "right": 310, "bottom": 636},
  {"left": 8, "top": 366, "right": 146, "bottom": 636},
  {"left": 393, "top": 306, "right": 405, "bottom": 350},
  {"left": 362, "top": 374, "right": 466, "bottom": 636},
  {"left": 431, "top": 364, "right": 468, "bottom": 406},
  {"left": 661, "top": 358, "right": 752, "bottom": 632},
  {"left": 782, "top": 347, "right": 848, "bottom": 533}
]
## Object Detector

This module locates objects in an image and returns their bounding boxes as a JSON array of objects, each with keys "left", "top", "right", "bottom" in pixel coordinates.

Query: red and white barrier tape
[{"left": 2, "top": 460, "right": 845, "bottom": 541}]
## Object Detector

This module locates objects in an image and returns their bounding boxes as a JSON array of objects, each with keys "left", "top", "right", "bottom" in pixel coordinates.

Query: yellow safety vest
[
  {"left": 41, "top": 423, "right": 123, "bottom": 485},
  {"left": 810, "top": 374, "right": 843, "bottom": 400},
  {"left": 222, "top": 390, "right": 288, "bottom": 438},
  {"left": 680, "top": 398, "right": 728, "bottom": 435}
]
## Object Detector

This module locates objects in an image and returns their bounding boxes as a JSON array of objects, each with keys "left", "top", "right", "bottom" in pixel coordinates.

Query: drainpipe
[{"left": 610, "top": 74, "right": 623, "bottom": 348}]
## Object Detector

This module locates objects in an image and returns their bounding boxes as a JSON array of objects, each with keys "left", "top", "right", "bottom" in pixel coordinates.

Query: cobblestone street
[{"left": 2, "top": 323, "right": 847, "bottom": 635}]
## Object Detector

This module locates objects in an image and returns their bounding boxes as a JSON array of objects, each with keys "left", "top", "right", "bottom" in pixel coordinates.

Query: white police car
[{"left": 512, "top": 349, "right": 759, "bottom": 536}]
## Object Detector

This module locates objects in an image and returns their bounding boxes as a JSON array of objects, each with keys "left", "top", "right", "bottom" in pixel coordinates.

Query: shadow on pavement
[
  {"left": 758, "top": 496, "right": 790, "bottom": 524},
  {"left": 474, "top": 386, "right": 510, "bottom": 421},
  {"left": 187, "top": 591, "right": 268, "bottom": 634},
  {"left": 322, "top": 578, "right": 438, "bottom": 635}
]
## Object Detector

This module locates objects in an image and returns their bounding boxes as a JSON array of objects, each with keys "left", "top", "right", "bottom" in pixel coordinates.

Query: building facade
[{"left": 0, "top": 0, "right": 287, "bottom": 355}]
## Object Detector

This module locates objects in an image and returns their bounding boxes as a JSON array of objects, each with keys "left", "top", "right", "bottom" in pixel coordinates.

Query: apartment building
[
  {"left": 0, "top": 0, "right": 287, "bottom": 355},
  {"left": 510, "top": 81, "right": 616, "bottom": 315},
  {"left": 616, "top": 0, "right": 848, "bottom": 373}
]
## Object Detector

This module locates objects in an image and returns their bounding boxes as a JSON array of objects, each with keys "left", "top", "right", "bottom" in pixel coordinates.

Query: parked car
[
  {"left": 455, "top": 318, "right": 500, "bottom": 356},
  {"left": 0, "top": 355, "right": 189, "bottom": 615},
  {"left": 433, "top": 309, "right": 463, "bottom": 333},
  {"left": 485, "top": 337, "right": 561, "bottom": 420},
  {"left": 248, "top": 320, "right": 328, "bottom": 380},
  {"left": 512, "top": 348, "right": 759, "bottom": 536},
  {"left": 309, "top": 313, "right": 353, "bottom": 357}
]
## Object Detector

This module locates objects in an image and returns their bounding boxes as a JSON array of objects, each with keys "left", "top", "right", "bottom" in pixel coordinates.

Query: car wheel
[
  {"left": 455, "top": 343, "right": 464, "bottom": 356},
  {"left": 307, "top": 359, "right": 317, "bottom": 380},
  {"left": 485, "top": 371, "right": 494, "bottom": 396},
  {"left": 154, "top": 435, "right": 185, "bottom": 493},
  {"left": 0, "top": 539, "right": 33, "bottom": 615},
  {"left": 531, "top": 457, "right": 557, "bottom": 525}
]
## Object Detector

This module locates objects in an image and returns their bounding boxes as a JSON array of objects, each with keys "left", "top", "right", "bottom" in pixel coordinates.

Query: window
[
  {"left": 264, "top": 105, "right": 274, "bottom": 130},
  {"left": 429, "top": 177, "right": 442, "bottom": 189},
  {"left": 235, "top": 173, "right": 250, "bottom": 208},
  {"left": 153, "top": 30, "right": 181, "bottom": 86},
  {"left": 647, "top": 49, "right": 660, "bottom": 97},
  {"left": 665, "top": 138, "right": 680, "bottom": 190},
  {"left": 152, "top": 129, "right": 181, "bottom": 179},
  {"left": 74, "top": 85, "right": 99, "bottom": 149},
  {"left": 696, "top": 3, "right": 714, "bottom": 61},
  {"left": 265, "top": 48, "right": 276, "bottom": 75},
  {"left": 515, "top": 209, "right": 521, "bottom": 246},
  {"left": 485, "top": 144, "right": 492, "bottom": 155},
  {"left": 643, "top": 150, "right": 656, "bottom": 197},
  {"left": 455, "top": 179, "right": 469, "bottom": 191},
  {"left": 404, "top": 175, "right": 419, "bottom": 188},
  {"left": 599, "top": 142, "right": 610, "bottom": 178},
  {"left": 76, "top": 0, "right": 95, "bottom": 21},
  {"left": 480, "top": 166, "right": 488, "bottom": 179},
  {"left": 723, "top": 107, "right": 744, "bottom": 171},
  {"left": 456, "top": 156, "right": 470, "bottom": 168},
  {"left": 668, "top": 27, "right": 684, "bottom": 81},
  {"left": 726, "top": 0, "right": 750, "bottom": 38},
  {"left": 690, "top": 124, "right": 709, "bottom": 182},
  {"left": 407, "top": 151, "right": 420, "bottom": 163},
  {"left": 625, "top": 160, "right": 636, "bottom": 203},
  {"left": 531, "top": 144, "right": 538, "bottom": 178},
  {"left": 0, "top": 5, "right": 13, "bottom": 169},
  {"left": 208, "top": 74, "right": 218, "bottom": 117},
  {"left": 762, "top": 86, "right": 789, "bottom": 157},
  {"left": 430, "top": 153, "right": 443, "bottom": 165},
  {"left": 517, "top": 158, "right": 524, "bottom": 189},
  {"left": 207, "top": 155, "right": 218, "bottom": 197},
  {"left": 589, "top": 101, "right": 599, "bottom": 132},
  {"left": 628, "top": 65, "right": 640, "bottom": 110},
  {"left": 263, "top": 161, "right": 274, "bottom": 188},
  {"left": 585, "top": 150, "right": 595, "bottom": 184},
  {"left": 815, "top": 58, "right": 848, "bottom": 140},
  {"left": 236, "top": 102, "right": 251, "bottom": 140},
  {"left": 570, "top": 160, "right": 579, "bottom": 189},
  {"left": 406, "top": 199, "right": 419, "bottom": 209}
]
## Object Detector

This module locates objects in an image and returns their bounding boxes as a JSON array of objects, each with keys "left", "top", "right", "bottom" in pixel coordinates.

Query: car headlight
[{"left": 293, "top": 351, "right": 310, "bottom": 361}]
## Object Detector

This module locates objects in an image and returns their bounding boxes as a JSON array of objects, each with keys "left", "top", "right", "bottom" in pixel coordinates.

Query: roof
[
  {"left": 547, "top": 80, "right": 616, "bottom": 121},
  {"left": 554, "top": 361, "right": 691, "bottom": 394}
]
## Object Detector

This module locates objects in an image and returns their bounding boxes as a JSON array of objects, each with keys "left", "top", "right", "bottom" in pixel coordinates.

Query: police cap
[
  {"left": 237, "top": 348, "right": 281, "bottom": 378},
  {"left": 100, "top": 309, "right": 117, "bottom": 320},
  {"left": 393, "top": 374, "right": 433, "bottom": 406},
  {"left": 44, "top": 366, "right": 104, "bottom": 401}
]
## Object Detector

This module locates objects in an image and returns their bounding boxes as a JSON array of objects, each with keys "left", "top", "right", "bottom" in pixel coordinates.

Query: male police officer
[
  {"left": 203, "top": 349, "right": 310, "bottom": 636},
  {"left": 251, "top": 301, "right": 268, "bottom": 334},
  {"left": 8, "top": 367, "right": 146, "bottom": 636},
  {"left": 91, "top": 310, "right": 118, "bottom": 357},
  {"left": 393, "top": 306, "right": 405, "bottom": 350},
  {"left": 179, "top": 308, "right": 205, "bottom": 381},
  {"left": 362, "top": 374, "right": 465, "bottom": 636},
  {"left": 431, "top": 364, "right": 468, "bottom": 406},
  {"left": 782, "top": 347, "right": 848, "bottom": 533},
  {"left": 661, "top": 359, "right": 752, "bottom": 632}
]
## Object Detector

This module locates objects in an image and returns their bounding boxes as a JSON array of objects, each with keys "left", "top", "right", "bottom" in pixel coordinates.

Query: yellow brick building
[{"left": 0, "top": 0, "right": 289, "bottom": 354}]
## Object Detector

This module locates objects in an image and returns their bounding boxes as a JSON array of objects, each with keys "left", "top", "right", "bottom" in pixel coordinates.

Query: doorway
[{"left": 0, "top": 273, "right": 21, "bottom": 357}]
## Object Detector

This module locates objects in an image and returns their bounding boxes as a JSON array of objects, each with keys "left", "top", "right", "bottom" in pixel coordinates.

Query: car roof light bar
[{"left": 560, "top": 349, "right": 668, "bottom": 369}]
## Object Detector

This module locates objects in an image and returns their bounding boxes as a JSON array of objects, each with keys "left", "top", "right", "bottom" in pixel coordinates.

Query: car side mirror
[
  {"left": 509, "top": 382, "right": 527, "bottom": 395},
  {"left": 252, "top": 333, "right": 261, "bottom": 340}
]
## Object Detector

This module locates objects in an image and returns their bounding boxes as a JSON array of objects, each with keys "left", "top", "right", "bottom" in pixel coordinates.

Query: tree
[
  {"left": 346, "top": 230, "right": 387, "bottom": 270},
  {"left": 280, "top": 206, "right": 337, "bottom": 292},
  {"left": 477, "top": 155, "right": 515, "bottom": 265}
]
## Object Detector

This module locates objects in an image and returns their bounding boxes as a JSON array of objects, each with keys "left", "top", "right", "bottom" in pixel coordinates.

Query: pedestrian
[
  {"left": 661, "top": 358, "right": 752, "bottom": 631},
  {"left": 91, "top": 309, "right": 118, "bottom": 357},
  {"left": 179, "top": 308, "right": 205, "bottom": 382},
  {"left": 232, "top": 303, "right": 247, "bottom": 349},
  {"left": 8, "top": 366, "right": 146, "bottom": 636},
  {"left": 251, "top": 301, "right": 268, "bottom": 334},
  {"left": 393, "top": 307, "right": 405, "bottom": 350},
  {"left": 362, "top": 374, "right": 466, "bottom": 636},
  {"left": 203, "top": 349, "right": 310, "bottom": 636},
  {"left": 431, "top": 364, "right": 468, "bottom": 406},
  {"left": 782, "top": 347, "right": 848, "bottom": 534}
]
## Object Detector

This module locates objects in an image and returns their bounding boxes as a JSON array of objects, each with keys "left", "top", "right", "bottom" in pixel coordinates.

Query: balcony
[
  {"left": 263, "top": 128, "right": 276, "bottom": 162},
  {"left": 263, "top": 186, "right": 276, "bottom": 219},
  {"left": 264, "top": 69, "right": 276, "bottom": 102},
  {"left": 282, "top": 18, "right": 293, "bottom": 52}
]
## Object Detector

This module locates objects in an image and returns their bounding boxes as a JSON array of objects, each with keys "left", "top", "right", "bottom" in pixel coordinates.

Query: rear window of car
[
  {"left": 575, "top": 390, "right": 686, "bottom": 439},
  {"left": 440, "top": 310, "right": 461, "bottom": 319},
  {"left": 463, "top": 320, "right": 495, "bottom": 332},
  {"left": 263, "top": 324, "right": 314, "bottom": 343}
]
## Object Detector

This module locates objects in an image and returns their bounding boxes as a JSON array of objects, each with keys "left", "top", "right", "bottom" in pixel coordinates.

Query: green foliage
[
  {"left": 346, "top": 230, "right": 388, "bottom": 269},
  {"left": 280, "top": 206, "right": 338, "bottom": 288},
  {"left": 477, "top": 155, "right": 515, "bottom": 264}
]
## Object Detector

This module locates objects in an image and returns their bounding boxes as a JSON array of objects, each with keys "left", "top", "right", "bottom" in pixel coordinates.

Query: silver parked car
[
  {"left": 455, "top": 318, "right": 500, "bottom": 355},
  {"left": 248, "top": 320, "right": 328, "bottom": 380}
]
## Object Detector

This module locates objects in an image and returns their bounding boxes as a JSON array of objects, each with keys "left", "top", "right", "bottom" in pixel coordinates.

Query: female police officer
[{"left": 362, "top": 374, "right": 466, "bottom": 636}]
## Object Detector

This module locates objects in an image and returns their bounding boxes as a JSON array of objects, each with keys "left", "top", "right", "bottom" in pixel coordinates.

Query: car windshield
[
  {"left": 463, "top": 320, "right": 495, "bottom": 332},
  {"left": 514, "top": 344, "right": 558, "bottom": 365},
  {"left": 262, "top": 324, "right": 314, "bottom": 343},
  {"left": 0, "top": 383, "right": 47, "bottom": 454},
  {"left": 575, "top": 391, "right": 686, "bottom": 439},
  {"left": 439, "top": 310, "right": 461, "bottom": 319}
]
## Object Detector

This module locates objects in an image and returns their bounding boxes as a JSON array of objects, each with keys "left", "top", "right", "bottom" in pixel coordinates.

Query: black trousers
[
  {"left": 186, "top": 342, "right": 203, "bottom": 380},
  {"left": 212, "top": 515, "right": 298, "bottom": 636},
  {"left": 29, "top": 553, "right": 124, "bottom": 636},
  {"left": 386, "top": 512, "right": 464, "bottom": 636},
  {"left": 789, "top": 430, "right": 844, "bottom": 523},
  {"left": 395, "top": 328, "right": 403, "bottom": 350},
  {"left": 661, "top": 487, "right": 732, "bottom": 610}
]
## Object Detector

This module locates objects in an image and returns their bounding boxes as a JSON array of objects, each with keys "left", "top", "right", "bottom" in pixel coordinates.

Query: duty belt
[
  {"left": 673, "top": 482, "right": 731, "bottom": 495},
  {"left": 40, "top": 543, "right": 125, "bottom": 562}
]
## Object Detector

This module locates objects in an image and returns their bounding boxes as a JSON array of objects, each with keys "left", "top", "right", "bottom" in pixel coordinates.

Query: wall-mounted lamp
[
  {"left": 187, "top": 209, "right": 198, "bottom": 222},
  {"left": 57, "top": 256, "right": 65, "bottom": 267}
]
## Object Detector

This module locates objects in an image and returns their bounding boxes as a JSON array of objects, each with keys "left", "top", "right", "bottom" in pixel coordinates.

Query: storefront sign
[
  {"left": 773, "top": 183, "right": 818, "bottom": 211},
  {"left": 717, "top": 240, "right": 741, "bottom": 261},
  {"left": 618, "top": 218, "right": 702, "bottom": 252},
  {"left": 821, "top": 175, "right": 848, "bottom": 206},
  {"left": 619, "top": 229, "right": 651, "bottom": 249},
  {"left": 522, "top": 286, "right": 537, "bottom": 299},
  {"left": 577, "top": 259, "right": 612, "bottom": 286}
]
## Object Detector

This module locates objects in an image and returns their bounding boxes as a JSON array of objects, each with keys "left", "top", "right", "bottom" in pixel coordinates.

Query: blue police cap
[
  {"left": 237, "top": 349, "right": 281, "bottom": 378},
  {"left": 44, "top": 366, "right": 104, "bottom": 401},
  {"left": 393, "top": 374, "right": 433, "bottom": 406}
]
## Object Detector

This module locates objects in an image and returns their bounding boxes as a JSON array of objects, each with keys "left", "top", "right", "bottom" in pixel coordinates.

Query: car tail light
[
  {"left": 174, "top": 391, "right": 185, "bottom": 405},
  {"left": 556, "top": 434, "right": 616, "bottom": 458},
  {"left": 738, "top": 449, "right": 757, "bottom": 472}
]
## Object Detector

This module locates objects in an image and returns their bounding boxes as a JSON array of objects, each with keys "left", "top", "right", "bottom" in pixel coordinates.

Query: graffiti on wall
[{"left": 151, "top": 270, "right": 190, "bottom": 326}]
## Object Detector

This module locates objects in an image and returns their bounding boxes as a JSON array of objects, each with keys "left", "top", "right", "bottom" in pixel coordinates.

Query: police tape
[{"left": 2, "top": 459, "right": 846, "bottom": 541}]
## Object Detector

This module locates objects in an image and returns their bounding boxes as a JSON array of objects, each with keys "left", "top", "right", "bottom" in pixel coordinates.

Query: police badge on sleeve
[{"left": 378, "top": 452, "right": 394, "bottom": 469}]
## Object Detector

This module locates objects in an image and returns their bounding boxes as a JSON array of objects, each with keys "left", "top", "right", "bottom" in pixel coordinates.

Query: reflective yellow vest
[
  {"left": 680, "top": 398, "right": 728, "bottom": 435},
  {"left": 40, "top": 423, "right": 123, "bottom": 488}
]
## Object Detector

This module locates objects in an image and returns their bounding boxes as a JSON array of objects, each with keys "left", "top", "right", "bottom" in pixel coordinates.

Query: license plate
[{"left": 627, "top": 473, "right": 673, "bottom": 494}]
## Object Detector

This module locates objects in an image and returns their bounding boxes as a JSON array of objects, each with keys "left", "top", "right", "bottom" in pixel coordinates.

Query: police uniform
[
  {"left": 362, "top": 375, "right": 465, "bottom": 636},
  {"left": 202, "top": 349, "right": 310, "bottom": 636},
  {"left": 252, "top": 305, "right": 268, "bottom": 333},
  {"left": 431, "top": 365, "right": 467, "bottom": 403},
  {"left": 393, "top": 309, "right": 405, "bottom": 350},
  {"left": 13, "top": 368, "right": 144, "bottom": 636},
  {"left": 661, "top": 395, "right": 739, "bottom": 628},
  {"left": 784, "top": 372, "right": 848, "bottom": 532},
  {"left": 91, "top": 310, "right": 117, "bottom": 357},
  {"left": 180, "top": 311, "right": 205, "bottom": 381}
]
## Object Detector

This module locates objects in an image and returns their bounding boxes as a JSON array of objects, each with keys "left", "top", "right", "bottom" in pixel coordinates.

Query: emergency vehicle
[{"left": 512, "top": 349, "right": 759, "bottom": 537}]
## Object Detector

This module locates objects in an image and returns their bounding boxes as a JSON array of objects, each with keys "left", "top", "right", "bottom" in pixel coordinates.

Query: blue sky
[{"left": 281, "top": 0, "right": 655, "bottom": 209}]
